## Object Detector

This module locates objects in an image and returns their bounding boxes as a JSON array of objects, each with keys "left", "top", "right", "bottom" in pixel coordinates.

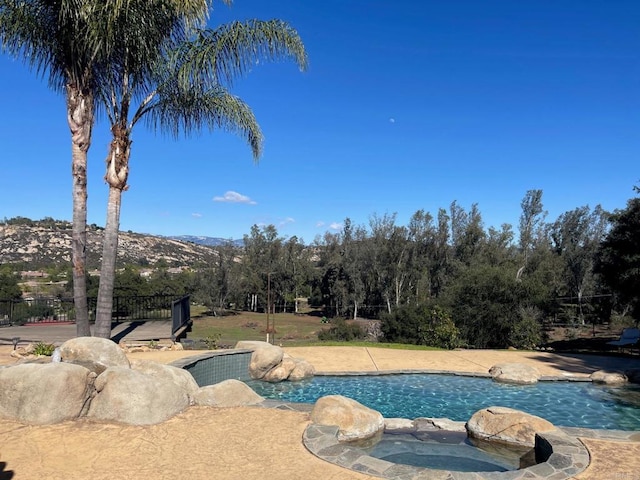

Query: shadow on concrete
[
  {"left": 529, "top": 352, "right": 640, "bottom": 375},
  {"left": 110, "top": 321, "right": 145, "bottom": 343}
]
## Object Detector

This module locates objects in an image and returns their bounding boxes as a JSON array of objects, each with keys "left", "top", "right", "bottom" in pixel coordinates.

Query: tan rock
[
  {"left": 489, "top": 363, "right": 540, "bottom": 385},
  {"left": 310, "top": 395, "right": 384, "bottom": 443},
  {"left": 194, "top": 380, "right": 264, "bottom": 407},
  {"left": 235, "top": 341, "right": 284, "bottom": 380},
  {"left": 60, "top": 337, "right": 130, "bottom": 374},
  {"left": 591, "top": 370, "right": 628, "bottom": 385},
  {"left": 288, "top": 358, "right": 315, "bottom": 381},
  {"left": 466, "top": 406, "right": 555, "bottom": 447},
  {"left": 263, "top": 356, "right": 297, "bottom": 382},
  {"left": 0, "top": 363, "right": 96, "bottom": 424}
]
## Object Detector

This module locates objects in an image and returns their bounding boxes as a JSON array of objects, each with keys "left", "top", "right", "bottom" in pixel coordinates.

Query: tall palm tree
[
  {"left": 92, "top": 2, "right": 307, "bottom": 338},
  {"left": 0, "top": 0, "right": 105, "bottom": 336}
]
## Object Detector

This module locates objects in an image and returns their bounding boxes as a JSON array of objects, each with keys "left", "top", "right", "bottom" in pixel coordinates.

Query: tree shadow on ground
[
  {"left": 529, "top": 350, "right": 640, "bottom": 375},
  {"left": 0, "top": 462, "right": 14, "bottom": 480}
]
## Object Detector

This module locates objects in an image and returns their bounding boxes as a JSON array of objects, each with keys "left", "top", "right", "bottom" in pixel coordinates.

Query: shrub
[
  {"left": 508, "top": 307, "right": 542, "bottom": 349},
  {"left": 318, "top": 318, "right": 365, "bottom": 341},
  {"left": 381, "top": 304, "right": 460, "bottom": 349},
  {"left": 32, "top": 341, "right": 56, "bottom": 356}
]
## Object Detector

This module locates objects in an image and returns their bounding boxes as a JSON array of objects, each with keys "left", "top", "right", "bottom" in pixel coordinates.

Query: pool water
[
  {"left": 366, "top": 431, "right": 535, "bottom": 473},
  {"left": 249, "top": 373, "right": 640, "bottom": 430}
]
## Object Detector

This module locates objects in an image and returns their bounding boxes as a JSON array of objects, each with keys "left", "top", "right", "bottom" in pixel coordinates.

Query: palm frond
[
  {"left": 173, "top": 19, "right": 308, "bottom": 88},
  {"left": 143, "top": 84, "right": 263, "bottom": 159}
]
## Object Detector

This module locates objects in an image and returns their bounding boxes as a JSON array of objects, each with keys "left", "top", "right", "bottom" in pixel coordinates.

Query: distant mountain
[
  {"left": 167, "top": 235, "right": 244, "bottom": 247},
  {"left": 0, "top": 219, "right": 221, "bottom": 269}
]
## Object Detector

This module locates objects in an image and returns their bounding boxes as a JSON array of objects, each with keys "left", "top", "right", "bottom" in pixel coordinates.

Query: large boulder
[
  {"left": 263, "top": 355, "right": 297, "bottom": 382},
  {"left": 130, "top": 359, "right": 199, "bottom": 402},
  {"left": 310, "top": 395, "right": 385, "bottom": 443},
  {"left": 466, "top": 406, "right": 555, "bottom": 447},
  {"left": 194, "top": 379, "right": 264, "bottom": 407},
  {"left": 235, "top": 341, "right": 284, "bottom": 380},
  {"left": 288, "top": 358, "right": 316, "bottom": 381},
  {"left": 489, "top": 363, "right": 540, "bottom": 385},
  {"left": 87, "top": 367, "right": 190, "bottom": 425},
  {"left": 0, "top": 363, "right": 95, "bottom": 424},
  {"left": 591, "top": 370, "right": 628, "bottom": 385},
  {"left": 60, "top": 337, "right": 130, "bottom": 374}
]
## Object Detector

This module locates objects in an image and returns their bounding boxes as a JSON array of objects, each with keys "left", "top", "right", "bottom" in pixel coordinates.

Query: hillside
[{"left": 0, "top": 220, "right": 219, "bottom": 269}]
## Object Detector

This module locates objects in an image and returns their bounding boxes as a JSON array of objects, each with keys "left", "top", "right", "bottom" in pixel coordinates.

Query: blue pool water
[{"left": 249, "top": 374, "right": 640, "bottom": 430}]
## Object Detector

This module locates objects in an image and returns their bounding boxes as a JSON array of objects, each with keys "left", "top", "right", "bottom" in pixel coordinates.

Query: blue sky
[{"left": 1, "top": 0, "right": 638, "bottom": 245}]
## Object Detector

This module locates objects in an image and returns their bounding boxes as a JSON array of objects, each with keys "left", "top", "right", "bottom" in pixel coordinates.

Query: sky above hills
[{"left": 1, "top": 1, "right": 638, "bottom": 245}]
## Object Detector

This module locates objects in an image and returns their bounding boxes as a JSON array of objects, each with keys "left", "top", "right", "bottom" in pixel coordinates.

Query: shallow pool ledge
[{"left": 303, "top": 424, "right": 590, "bottom": 480}]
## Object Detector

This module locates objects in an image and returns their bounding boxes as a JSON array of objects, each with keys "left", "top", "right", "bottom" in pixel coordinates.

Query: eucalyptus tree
[
  {"left": 92, "top": 2, "right": 307, "bottom": 338},
  {"left": 550, "top": 205, "right": 608, "bottom": 324},
  {"left": 0, "top": 0, "right": 104, "bottom": 336}
]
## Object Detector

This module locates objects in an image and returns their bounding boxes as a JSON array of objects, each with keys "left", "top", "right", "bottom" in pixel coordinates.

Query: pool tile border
[{"left": 303, "top": 423, "right": 591, "bottom": 480}]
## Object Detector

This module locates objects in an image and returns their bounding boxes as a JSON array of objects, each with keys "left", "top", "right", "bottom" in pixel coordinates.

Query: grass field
[{"left": 189, "top": 309, "right": 329, "bottom": 347}]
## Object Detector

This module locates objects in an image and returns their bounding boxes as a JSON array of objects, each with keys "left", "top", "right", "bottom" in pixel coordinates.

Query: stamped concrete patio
[{"left": 0, "top": 341, "right": 638, "bottom": 479}]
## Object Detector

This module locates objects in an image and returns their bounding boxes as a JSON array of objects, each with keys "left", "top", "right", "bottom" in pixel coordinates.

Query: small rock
[
  {"left": 591, "top": 370, "right": 628, "bottom": 385},
  {"left": 489, "top": 363, "right": 540, "bottom": 385},
  {"left": 194, "top": 380, "right": 264, "bottom": 407}
]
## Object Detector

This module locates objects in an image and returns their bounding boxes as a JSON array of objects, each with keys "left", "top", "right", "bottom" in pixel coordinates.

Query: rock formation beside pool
[
  {"left": 235, "top": 340, "right": 315, "bottom": 382},
  {"left": 310, "top": 395, "right": 385, "bottom": 443},
  {"left": 590, "top": 370, "right": 628, "bottom": 385},
  {"left": 0, "top": 337, "right": 266, "bottom": 426},
  {"left": 194, "top": 379, "right": 264, "bottom": 407},
  {"left": 489, "top": 363, "right": 540, "bottom": 384},
  {"left": 466, "top": 406, "right": 556, "bottom": 447}
]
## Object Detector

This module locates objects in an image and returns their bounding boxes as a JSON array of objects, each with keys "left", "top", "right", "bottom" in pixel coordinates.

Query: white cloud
[
  {"left": 191, "top": 213, "right": 202, "bottom": 218},
  {"left": 316, "top": 221, "right": 325, "bottom": 228},
  {"left": 279, "top": 217, "right": 295, "bottom": 226},
  {"left": 329, "top": 222, "right": 342, "bottom": 230},
  {"left": 213, "top": 190, "right": 257, "bottom": 205}
]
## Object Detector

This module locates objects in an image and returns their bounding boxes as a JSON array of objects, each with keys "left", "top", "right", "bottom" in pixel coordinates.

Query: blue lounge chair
[{"left": 607, "top": 328, "right": 640, "bottom": 347}]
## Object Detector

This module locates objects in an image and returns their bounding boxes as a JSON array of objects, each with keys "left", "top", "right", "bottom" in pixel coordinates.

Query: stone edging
[
  {"left": 303, "top": 423, "right": 590, "bottom": 480},
  {"left": 314, "top": 369, "right": 593, "bottom": 382}
]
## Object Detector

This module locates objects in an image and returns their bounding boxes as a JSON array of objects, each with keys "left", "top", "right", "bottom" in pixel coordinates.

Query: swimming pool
[{"left": 249, "top": 373, "right": 640, "bottom": 430}]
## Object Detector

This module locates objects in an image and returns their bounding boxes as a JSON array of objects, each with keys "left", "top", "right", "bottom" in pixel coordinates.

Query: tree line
[
  {"left": 2, "top": 188, "right": 638, "bottom": 348},
  {"left": 189, "top": 188, "right": 639, "bottom": 348}
]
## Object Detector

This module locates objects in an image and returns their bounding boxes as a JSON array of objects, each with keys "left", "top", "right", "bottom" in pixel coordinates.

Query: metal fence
[{"left": 0, "top": 295, "right": 186, "bottom": 326}]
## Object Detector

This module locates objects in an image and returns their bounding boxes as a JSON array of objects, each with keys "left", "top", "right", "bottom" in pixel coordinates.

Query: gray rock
[
  {"left": 489, "top": 363, "right": 540, "bottom": 385},
  {"left": 60, "top": 337, "right": 130, "bottom": 374},
  {"left": 235, "top": 341, "right": 284, "bottom": 380},
  {"left": 130, "top": 359, "right": 199, "bottom": 402},
  {"left": 88, "top": 367, "right": 189, "bottom": 425},
  {"left": 591, "top": 370, "right": 628, "bottom": 385},
  {"left": 194, "top": 379, "right": 264, "bottom": 407},
  {"left": 466, "top": 406, "right": 556, "bottom": 447},
  {"left": 0, "top": 363, "right": 95, "bottom": 424},
  {"left": 310, "top": 395, "right": 385, "bottom": 443}
]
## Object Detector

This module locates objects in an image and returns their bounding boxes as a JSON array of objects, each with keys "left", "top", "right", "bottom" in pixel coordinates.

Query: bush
[
  {"left": 508, "top": 307, "right": 542, "bottom": 349},
  {"left": 318, "top": 318, "right": 365, "bottom": 341},
  {"left": 381, "top": 304, "right": 460, "bottom": 349},
  {"left": 33, "top": 342, "right": 56, "bottom": 356}
]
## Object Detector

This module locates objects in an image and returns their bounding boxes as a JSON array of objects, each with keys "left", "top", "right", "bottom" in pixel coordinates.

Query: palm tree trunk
[
  {"left": 94, "top": 186, "right": 122, "bottom": 338},
  {"left": 66, "top": 84, "right": 94, "bottom": 337},
  {"left": 94, "top": 125, "right": 131, "bottom": 339}
]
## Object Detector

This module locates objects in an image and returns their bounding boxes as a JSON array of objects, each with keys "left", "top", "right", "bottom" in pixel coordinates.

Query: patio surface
[{"left": 0, "top": 342, "right": 639, "bottom": 479}]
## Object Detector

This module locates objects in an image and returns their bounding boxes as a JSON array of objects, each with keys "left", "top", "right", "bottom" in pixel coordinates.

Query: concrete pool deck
[{"left": 0, "top": 345, "right": 639, "bottom": 479}]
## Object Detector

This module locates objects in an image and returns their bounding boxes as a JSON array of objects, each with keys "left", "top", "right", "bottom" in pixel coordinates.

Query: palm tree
[
  {"left": 92, "top": 3, "right": 307, "bottom": 338},
  {"left": 0, "top": 0, "right": 105, "bottom": 336}
]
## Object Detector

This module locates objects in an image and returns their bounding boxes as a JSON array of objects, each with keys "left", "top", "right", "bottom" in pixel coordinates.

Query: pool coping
[{"left": 263, "top": 371, "right": 638, "bottom": 480}]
